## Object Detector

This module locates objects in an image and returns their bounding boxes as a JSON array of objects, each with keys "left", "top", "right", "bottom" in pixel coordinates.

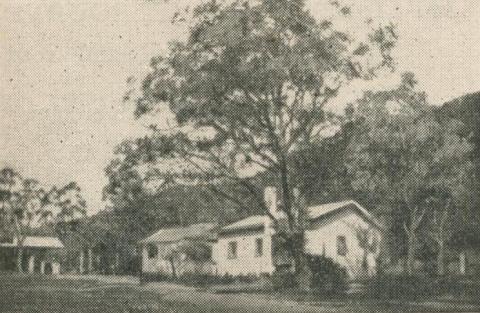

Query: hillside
[
  {"left": 437, "top": 92, "right": 479, "bottom": 178},
  {"left": 438, "top": 92, "right": 480, "bottom": 129}
]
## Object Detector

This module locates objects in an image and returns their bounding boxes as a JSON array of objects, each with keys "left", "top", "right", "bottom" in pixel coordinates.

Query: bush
[
  {"left": 178, "top": 273, "right": 237, "bottom": 287},
  {"left": 140, "top": 272, "right": 172, "bottom": 284},
  {"left": 306, "top": 255, "right": 348, "bottom": 294},
  {"left": 270, "top": 271, "right": 297, "bottom": 290}
]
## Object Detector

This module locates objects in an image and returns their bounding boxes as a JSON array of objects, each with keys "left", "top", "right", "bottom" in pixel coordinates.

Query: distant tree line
[{"left": 0, "top": 167, "right": 86, "bottom": 272}]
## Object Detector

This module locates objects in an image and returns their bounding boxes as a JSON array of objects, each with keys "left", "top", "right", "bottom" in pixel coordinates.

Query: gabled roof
[
  {"left": 219, "top": 200, "right": 382, "bottom": 235},
  {"left": 0, "top": 236, "right": 64, "bottom": 249},
  {"left": 308, "top": 200, "right": 383, "bottom": 229},
  {"left": 139, "top": 223, "right": 217, "bottom": 244}
]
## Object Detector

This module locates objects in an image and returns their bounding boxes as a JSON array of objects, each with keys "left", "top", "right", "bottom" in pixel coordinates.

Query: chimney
[{"left": 264, "top": 186, "right": 279, "bottom": 217}]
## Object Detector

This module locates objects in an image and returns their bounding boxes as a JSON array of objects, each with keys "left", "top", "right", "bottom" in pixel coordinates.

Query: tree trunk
[
  {"left": 79, "top": 250, "right": 84, "bottom": 274},
  {"left": 169, "top": 257, "right": 177, "bottom": 278},
  {"left": 87, "top": 249, "right": 93, "bottom": 273},
  {"left": 437, "top": 241, "right": 445, "bottom": 276},
  {"left": 362, "top": 250, "right": 369, "bottom": 273},
  {"left": 292, "top": 247, "right": 305, "bottom": 275},
  {"left": 406, "top": 236, "right": 415, "bottom": 275},
  {"left": 16, "top": 246, "right": 24, "bottom": 273}
]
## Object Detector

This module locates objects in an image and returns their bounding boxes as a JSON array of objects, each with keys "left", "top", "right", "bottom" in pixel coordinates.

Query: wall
[
  {"left": 214, "top": 230, "right": 275, "bottom": 276},
  {"left": 214, "top": 209, "right": 381, "bottom": 278},
  {"left": 304, "top": 209, "right": 382, "bottom": 279},
  {"left": 142, "top": 242, "right": 170, "bottom": 274}
]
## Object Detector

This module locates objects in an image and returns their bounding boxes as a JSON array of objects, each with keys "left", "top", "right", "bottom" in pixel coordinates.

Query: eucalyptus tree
[
  {"left": 0, "top": 167, "right": 87, "bottom": 272},
  {"left": 346, "top": 74, "right": 473, "bottom": 275},
  {"left": 126, "top": 0, "right": 397, "bottom": 273}
]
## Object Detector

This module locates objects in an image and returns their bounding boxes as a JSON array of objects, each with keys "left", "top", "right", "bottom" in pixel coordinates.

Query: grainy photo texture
[{"left": 1, "top": 0, "right": 479, "bottom": 312}]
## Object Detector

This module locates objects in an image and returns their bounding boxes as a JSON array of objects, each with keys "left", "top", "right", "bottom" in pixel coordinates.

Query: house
[
  {"left": 214, "top": 187, "right": 383, "bottom": 278},
  {"left": 139, "top": 223, "right": 218, "bottom": 277},
  {"left": 0, "top": 236, "right": 64, "bottom": 274}
]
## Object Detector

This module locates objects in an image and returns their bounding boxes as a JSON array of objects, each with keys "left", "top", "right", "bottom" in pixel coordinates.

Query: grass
[
  {"left": 0, "top": 273, "right": 223, "bottom": 313},
  {"left": 1, "top": 272, "right": 480, "bottom": 312}
]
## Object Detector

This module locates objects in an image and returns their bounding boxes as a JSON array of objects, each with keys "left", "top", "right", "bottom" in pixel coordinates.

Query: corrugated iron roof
[
  {"left": 139, "top": 223, "right": 217, "bottom": 244},
  {"left": 0, "top": 236, "right": 64, "bottom": 249}
]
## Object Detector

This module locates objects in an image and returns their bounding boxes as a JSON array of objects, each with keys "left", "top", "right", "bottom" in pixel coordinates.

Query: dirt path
[
  {"left": 57, "top": 275, "right": 480, "bottom": 313},
  {"left": 140, "top": 283, "right": 342, "bottom": 313}
]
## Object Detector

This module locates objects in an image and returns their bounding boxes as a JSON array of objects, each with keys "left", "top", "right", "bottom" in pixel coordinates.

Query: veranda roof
[
  {"left": 139, "top": 223, "right": 217, "bottom": 244},
  {"left": 0, "top": 236, "right": 64, "bottom": 249}
]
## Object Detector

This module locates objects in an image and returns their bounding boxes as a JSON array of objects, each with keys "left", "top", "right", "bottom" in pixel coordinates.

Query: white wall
[
  {"left": 214, "top": 209, "right": 381, "bottom": 278},
  {"left": 142, "top": 242, "right": 172, "bottom": 274},
  {"left": 305, "top": 209, "right": 382, "bottom": 278},
  {"left": 214, "top": 231, "right": 275, "bottom": 276}
]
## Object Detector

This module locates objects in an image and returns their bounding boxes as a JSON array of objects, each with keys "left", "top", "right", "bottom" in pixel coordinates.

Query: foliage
[
  {"left": 123, "top": 0, "right": 397, "bottom": 273},
  {"left": 436, "top": 91, "right": 480, "bottom": 246},
  {"left": 355, "top": 226, "right": 378, "bottom": 272},
  {"left": 0, "top": 167, "right": 87, "bottom": 272},
  {"left": 270, "top": 270, "right": 297, "bottom": 290},
  {"left": 345, "top": 74, "right": 474, "bottom": 274},
  {"left": 163, "top": 240, "right": 214, "bottom": 278},
  {"left": 0, "top": 168, "right": 87, "bottom": 230},
  {"left": 306, "top": 255, "right": 348, "bottom": 294},
  {"left": 178, "top": 241, "right": 212, "bottom": 262}
]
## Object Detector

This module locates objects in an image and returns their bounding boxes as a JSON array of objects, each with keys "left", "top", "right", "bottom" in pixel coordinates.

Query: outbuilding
[{"left": 0, "top": 236, "right": 64, "bottom": 274}]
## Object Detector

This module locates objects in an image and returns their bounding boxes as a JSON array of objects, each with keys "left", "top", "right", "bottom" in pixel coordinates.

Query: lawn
[
  {"left": 0, "top": 273, "right": 220, "bottom": 313},
  {"left": 1, "top": 273, "right": 480, "bottom": 313}
]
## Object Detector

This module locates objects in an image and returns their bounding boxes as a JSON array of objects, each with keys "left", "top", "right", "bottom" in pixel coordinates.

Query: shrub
[
  {"left": 140, "top": 272, "right": 172, "bottom": 284},
  {"left": 270, "top": 271, "right": 297, "bottom": 290},
  {"left": 178, "top": 273, "right": 237, "bottom": 286},
  {"left": 306, "top": 255, "right": 348, "bottom": 294}
]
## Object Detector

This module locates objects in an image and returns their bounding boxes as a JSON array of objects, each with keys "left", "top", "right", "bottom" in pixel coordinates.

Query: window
[
  {"left": 255, "top": 238, "right": 263, "bottom": 257},
  {"left": 228, "top": 241, "right": 237, "bottom": 259},
  {"left": 146, "top": 244, "right": 158, "bottom": 259},
  {"left": 337, "top": 236, "right": 347, "bottom": 256}
]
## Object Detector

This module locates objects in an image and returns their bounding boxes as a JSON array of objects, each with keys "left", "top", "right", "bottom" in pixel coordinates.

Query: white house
[
  {"left": 139, "top": 223, "right": 218, "bottom": 277},
  {"left": 214, "top": 187, "right": 383, "bottom": 278}
]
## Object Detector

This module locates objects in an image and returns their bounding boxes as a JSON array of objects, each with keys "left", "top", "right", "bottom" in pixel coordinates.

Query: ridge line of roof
[{"left": 219, "top": 200, "right": 383, "bottom": 233}]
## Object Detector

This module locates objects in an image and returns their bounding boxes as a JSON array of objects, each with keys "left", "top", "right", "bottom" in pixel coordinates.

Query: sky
[{"left": 1, "top": 0, "right": 479, "bottom": 215}]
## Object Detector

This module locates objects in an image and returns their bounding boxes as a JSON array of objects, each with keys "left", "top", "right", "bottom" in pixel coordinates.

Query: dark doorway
[{"left": 34, "top": 258, "right": 42, "bottom": 273}]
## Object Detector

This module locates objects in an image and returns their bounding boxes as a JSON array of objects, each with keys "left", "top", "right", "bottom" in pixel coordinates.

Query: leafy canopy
[
  {"left": 127, "top": 0, "right": 397, "bottom": 220},
  {"left": 0, "top": 167, "right": 87, "bottom": 240}
]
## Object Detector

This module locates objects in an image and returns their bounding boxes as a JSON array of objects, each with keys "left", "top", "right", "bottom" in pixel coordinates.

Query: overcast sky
[{"left": 1, "top": 0, "right": 479, "bottom": 214}]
